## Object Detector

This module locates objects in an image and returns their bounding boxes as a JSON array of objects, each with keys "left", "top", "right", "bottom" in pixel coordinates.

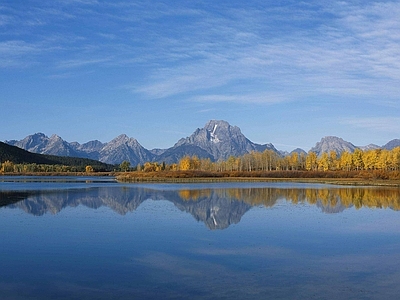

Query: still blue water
[{"left": 1, "top": 176, "right": 400, "bottom": 299}]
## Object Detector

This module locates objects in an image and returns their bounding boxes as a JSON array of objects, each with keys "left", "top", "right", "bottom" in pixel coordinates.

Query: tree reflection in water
[{"left": 2, "top": 184, "right": 400, "bottom": 230}]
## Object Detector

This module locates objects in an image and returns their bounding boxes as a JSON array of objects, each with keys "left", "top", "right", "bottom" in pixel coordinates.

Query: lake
[{"left": 1, "top": 176, "right": 400, "bottom": 299}]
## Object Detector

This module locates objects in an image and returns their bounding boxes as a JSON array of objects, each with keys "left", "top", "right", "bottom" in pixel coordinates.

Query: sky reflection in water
[{"left": 1, "top": 177, "right": 400, "bottom": 299}]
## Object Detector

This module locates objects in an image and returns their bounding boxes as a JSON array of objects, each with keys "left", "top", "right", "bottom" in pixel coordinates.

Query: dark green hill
[{"left": 0, "top": 142, "right": 113, "bottom": 171}]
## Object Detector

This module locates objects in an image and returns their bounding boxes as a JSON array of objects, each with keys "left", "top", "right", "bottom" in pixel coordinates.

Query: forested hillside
[{"left": 0, "top": 142, "right": 113, "bottom": 172}]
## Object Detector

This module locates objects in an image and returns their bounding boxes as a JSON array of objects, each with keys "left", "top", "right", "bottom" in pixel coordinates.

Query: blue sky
[{"left": 1, "top": 0, "right": 400, "bottom": 152}]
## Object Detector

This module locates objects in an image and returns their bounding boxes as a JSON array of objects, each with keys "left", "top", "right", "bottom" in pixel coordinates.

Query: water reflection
[{"left": 2, "top": 185, "right": 400, "bottom": 229}]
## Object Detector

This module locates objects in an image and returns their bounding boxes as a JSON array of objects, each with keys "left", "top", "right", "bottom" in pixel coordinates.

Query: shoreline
[
  {"left": 116, "top": 176, "right": 400, "bottom": 187},
  {"left": 115, "top": 170, "right": 400, "bottom": 187},
  {"left": 1, "top": 172, "right": 399, "bottom": 187}
]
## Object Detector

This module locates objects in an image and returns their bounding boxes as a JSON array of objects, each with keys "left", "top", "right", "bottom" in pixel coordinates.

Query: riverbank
[
  {"left": 116, "top": 170, "right": 400, "bottom": 187},
  {"left": 117, "top": 177, "right": 400, "bottom": 186}
]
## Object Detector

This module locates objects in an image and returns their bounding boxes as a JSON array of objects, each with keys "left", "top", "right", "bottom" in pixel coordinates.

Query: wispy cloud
[
  {"left": 190, "top": 93, "right": 288, "bottom": 105},
  {"left": 124, "top": 1, "right": 400, "bottom": 106},
  {"left": 57, "top": 57, "right": 111, "bottom": 69},
  {"left": 0, "top": 40, "right": 44, "bottom": 67},
  {"left": 196, "top": 108, "right": 216, "bottom": 114},
  {"left": 0, "top": 40, "right": 39, "bottom": 55},
  {"left": 3, "top": 0, "right": 400, "bottom": 107},
  {"left": 341, "top": 117, "right": 400, "bottom": 132}
]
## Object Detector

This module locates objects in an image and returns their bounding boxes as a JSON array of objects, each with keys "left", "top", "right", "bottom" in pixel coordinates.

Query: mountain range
[{"left": 5, "top": 120, "right": 400, "bottom": 165}]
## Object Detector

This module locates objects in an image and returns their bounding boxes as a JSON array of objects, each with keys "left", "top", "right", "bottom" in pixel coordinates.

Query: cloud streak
[
  {"left": 122, "top": 1, "right": 400, "bottom": 107},
  {"left": 3, "top": 1, "right": 400, "bottom": 102},
  {"left": 341, "top": 117, "right": 400, "bottom": 132}
]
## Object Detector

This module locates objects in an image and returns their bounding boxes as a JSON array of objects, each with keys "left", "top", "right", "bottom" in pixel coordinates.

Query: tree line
[
  {"left": 0, "top": 161, "right": 98, "bottom": 173},
  {"left": 134, "top": 147, "right": 400, "bottom": 173}
]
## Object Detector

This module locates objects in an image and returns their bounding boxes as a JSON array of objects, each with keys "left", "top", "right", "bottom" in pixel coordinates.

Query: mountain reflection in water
[{"left": 2, "top": 185, "right": 400, "bottom": 230}]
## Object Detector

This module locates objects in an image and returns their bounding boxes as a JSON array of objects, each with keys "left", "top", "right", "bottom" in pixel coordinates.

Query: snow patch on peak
[{"left": 209, "top": 124, "right": 220, "bottom": 143}]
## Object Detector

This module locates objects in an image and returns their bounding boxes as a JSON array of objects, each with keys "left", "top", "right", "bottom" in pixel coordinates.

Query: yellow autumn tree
[
  {"left": 392, "top": 147, "right": 400, "bottom": 170},
  {"left": 328, "top": 151, "right": 339, "bottom": 170},
  {"left": 317, "top": 152, "right": 329, "bottom": 171},
  {"left": 377, "top": 149, "right": 391, "bottom": 170},
  {"left": 1, "top": 160, "right": 14, "bottom": 173},
  {"left": 363, "top": 150, "right": 378, "bottom": 170},
  {"left": 191, "top": 156, "right": 200, "bottom": 170},
  {"left": 179, "top": 156, "right": 191, "bottom": 170},
  {"left": 306, "top": 152, "right": 318, "bottom": 171},
  {"left": 289, "top": 152, "right": 299, "bottom": 170},
  {"left": 352, "top": 149, "right": 364, "bottom": 170},
  {"left": 340, "top": 151, "right": 353, "bottom": 171}
]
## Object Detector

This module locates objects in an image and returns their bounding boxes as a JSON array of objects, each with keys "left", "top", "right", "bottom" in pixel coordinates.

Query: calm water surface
[{"left": 1, "top": 176, "right": 400, "bottom": 299}]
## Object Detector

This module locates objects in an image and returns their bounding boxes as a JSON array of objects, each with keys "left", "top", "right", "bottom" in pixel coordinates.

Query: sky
[{"left": 1, "top": 0, "right": 400, "bottom": 152}]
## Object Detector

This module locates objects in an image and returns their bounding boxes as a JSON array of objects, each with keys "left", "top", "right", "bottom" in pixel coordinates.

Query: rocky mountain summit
[
  {"left": 162, "top": 120, "right": 278, "bottom": 162},
  {"left": 310, "top": 136, "right": 357, "bottom": 156},
  {"left": 98, "top": 134, "right": 153, "bottom": 165}
]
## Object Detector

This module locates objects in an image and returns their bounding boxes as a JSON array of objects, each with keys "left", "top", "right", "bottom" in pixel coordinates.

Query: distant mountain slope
[
  {"left": 72, "top": 140, "right": 105, "bottom": 160},
  {"left": 155, "top": 144, "right": 214, "bottom": 164},
  {"left": 359, "top": 144, "right": 381, "bottom": 151},
  {"left": 382, "top": 139, "right": 400, "bottom": 150},
  {"left": 0, "top": 142, "right": 112, "bottom": 170},
  {"left": 290, "top": 148, "right": 307, "bottom": 156},
  {"left": 310, "top": 136, "right": 357, "bottom": 156},
  {"left": 7, "top": 133, "right": 83, "bottom": 157},
  {"left": 99, "top": 134, "right": 153, "bottom": 165}
]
